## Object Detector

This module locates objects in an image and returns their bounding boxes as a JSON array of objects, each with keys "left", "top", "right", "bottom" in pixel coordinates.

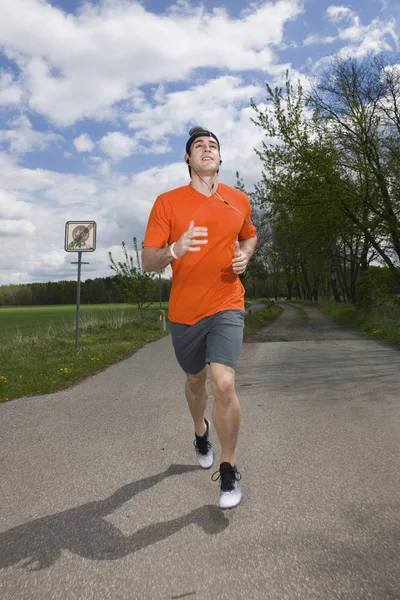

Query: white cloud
[
  {"left": 73, "top": 133, "right": 95, "bottom": 152},
  {"left": 0, "top": 71, "right": 22, "bottom": 105},
  {"left": 0, "top": 0, "right": 302, "bottom": 126},
  {"left": 0, "top": 115, "right": 62, "bottom": 153},
  {"left": 35, "top": 249, "right": 66, "bottom": 269},
  {"left": 0, "top": 152, "right": 55, "bottom": 192},
  {"left": 309, "top": 9, "right": 398, "bottom": 64},
  {"left": 304, "top": 34, "right": 337, "bottom": 46},
  {"left": 99, "top": 132, "right": 137, "bottom": 160},
  {"left": 0, "top": 189, "right": 31, "bottom": 220},
  {"left": 0, "top": 271, "right": 31, "bottom": 285},
  {"left": 42, "top": 174, "right": 98, "bottom": 206},
  {"left": 141, "top": 140, "right": 173, "bottom": 155},
  {"left": 0, "top": 218, "right": 35, "bottom": 236},
  {"left": 337, "top": 17, "right": 398, "bottom": 58},
  {"left": 0, "top": 188, "right": 36, "bottom": 239},
  {"left": 326, "top": 5, "right": 353, "bottom": 22},
  {"left": 126, "top": 76, "right": 263, "bottom": 144}
]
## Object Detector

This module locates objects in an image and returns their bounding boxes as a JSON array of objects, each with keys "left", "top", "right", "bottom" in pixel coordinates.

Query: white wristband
[{"left": 169, "top": 242, "right": 179, "bottom": 260}]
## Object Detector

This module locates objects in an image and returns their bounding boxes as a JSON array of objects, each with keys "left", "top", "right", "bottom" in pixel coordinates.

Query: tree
[
  {"left": 250, "top": 74, "right": 349, "bottom": 301},
  {"left": 109, "top": 237, "right": 158, "bottom": 315},
  {"left": 250, "top": 56, "right": 400, "bottom": 304},
  {"left": 309, "top": 55, "right": 400, "bottom": 280}
]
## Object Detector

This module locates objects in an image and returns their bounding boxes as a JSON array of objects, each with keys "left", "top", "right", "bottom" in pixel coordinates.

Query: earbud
[
  {"left": 220, "top": 159, "right": 223, "bottom": 164},
  {"left": 186, "top": 159, "right": 190, "bottom": 165}
]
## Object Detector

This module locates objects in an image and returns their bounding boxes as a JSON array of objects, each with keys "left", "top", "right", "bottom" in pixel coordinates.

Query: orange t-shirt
[{"left": 143, "top": 183, "right": 257, "bottom": 325}]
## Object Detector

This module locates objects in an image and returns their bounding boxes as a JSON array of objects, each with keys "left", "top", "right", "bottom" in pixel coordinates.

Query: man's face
[{"left": 185, "top": 136, "right": 221, "bottom": 174}]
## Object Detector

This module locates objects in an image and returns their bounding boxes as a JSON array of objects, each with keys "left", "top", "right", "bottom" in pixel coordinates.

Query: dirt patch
[{"left": 244, "top": 303, "right": 360, "bottom": 343}]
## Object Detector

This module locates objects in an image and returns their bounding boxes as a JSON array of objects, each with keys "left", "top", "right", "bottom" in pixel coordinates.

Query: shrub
[
  {"left": 355, "top": 267, "right": 400, "bottom": 311},
  {"left": 355, "top": 270, "right": 377, "bottom": 311}
]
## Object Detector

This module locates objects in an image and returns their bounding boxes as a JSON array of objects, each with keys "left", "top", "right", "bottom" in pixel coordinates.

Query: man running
[{"left": 142, "top": 126, "right": 257, "bottom": 508}]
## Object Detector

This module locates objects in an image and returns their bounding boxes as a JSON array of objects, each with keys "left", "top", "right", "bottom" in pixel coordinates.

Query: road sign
[
  {"left": 65, "top": 221, "right": 96, "bottom": 252},
  {"left": 65, "top": 221, "right": 96, "bottom": 349}
]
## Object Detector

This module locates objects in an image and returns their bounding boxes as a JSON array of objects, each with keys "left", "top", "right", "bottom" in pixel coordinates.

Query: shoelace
[
  {"left": 193, "top": 437, "right": 212, "bottom": 455},
  {"left": 211, "top": 466, "right": 241, "bottom": 491}
]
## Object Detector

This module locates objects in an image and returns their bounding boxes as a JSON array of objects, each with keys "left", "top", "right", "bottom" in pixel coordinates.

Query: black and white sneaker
[
  {"left": 212, "top": 462, "right": 242, "bottom": 509},
  {"left": 193, "top": 418, "right": 214, "bottom": 469}
]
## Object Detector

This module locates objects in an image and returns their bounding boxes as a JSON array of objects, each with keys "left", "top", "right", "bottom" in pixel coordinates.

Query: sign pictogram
[{"left": 65, "top": 221, "right": 96, "bottom": 252}]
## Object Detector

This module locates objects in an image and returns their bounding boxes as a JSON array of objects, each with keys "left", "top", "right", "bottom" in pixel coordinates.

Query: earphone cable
[{"left": 189, "top": 166, "right": 253, "bottom": 228}]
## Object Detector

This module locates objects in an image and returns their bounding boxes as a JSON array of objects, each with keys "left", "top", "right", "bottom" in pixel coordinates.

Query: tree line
[{"left": 0, "top": 275, "right": 172, "bottom": 307}]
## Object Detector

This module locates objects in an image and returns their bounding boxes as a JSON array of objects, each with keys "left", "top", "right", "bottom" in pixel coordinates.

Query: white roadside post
[
  {"left": 157, "top": 308, "right": 166, "bottom": 331},
  {"left": 65, "top": 221, "right": 97, "bottom": 349}
]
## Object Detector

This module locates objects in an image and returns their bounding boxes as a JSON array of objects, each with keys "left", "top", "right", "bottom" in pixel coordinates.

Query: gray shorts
[{"left": 169, "top": 310, "right": 245, "bottom": 375}]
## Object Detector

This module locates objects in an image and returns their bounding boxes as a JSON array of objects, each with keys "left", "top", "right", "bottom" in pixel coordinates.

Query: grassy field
[
  {"left": 0, "top": 303, "right": 169, "bottom": 402},
  {"left": 0, "top": 303, "right": 150, "bottom": 334},
  {"left": 0, "top": 301, "right": 281, "bottom": 402}
]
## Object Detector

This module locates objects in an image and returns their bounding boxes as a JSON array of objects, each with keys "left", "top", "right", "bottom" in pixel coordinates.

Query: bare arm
[
  {"left": 142, "top": 221, "right": 208, "bottom": 272},
  {"left": 240, "top": 236, "right": 258, "bottom": 260},
  {"left": 141, "top": 246, "right": 175, "bottom": 272}
]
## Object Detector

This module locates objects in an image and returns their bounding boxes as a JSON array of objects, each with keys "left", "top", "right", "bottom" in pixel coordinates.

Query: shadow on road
[{"left": 0, "top": 464, "right": 229, "bottom": 571}]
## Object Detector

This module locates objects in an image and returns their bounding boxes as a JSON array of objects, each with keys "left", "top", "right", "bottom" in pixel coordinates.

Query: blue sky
[{"left": 0, "top": 0, "right": 398, "bottom": 284}]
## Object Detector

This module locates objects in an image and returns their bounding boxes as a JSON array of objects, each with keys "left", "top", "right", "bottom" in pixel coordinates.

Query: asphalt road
[{"left": 1, "top": 303, "right": 399, "bottom": 600}]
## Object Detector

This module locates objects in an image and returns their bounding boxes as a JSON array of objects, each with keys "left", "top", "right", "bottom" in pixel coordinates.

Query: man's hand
[
  {"left": 173, "top": 221, "right": 208, "bottom": 258},
  {"left": 232, "top": 241, "right": 249, "bottom": 274}
]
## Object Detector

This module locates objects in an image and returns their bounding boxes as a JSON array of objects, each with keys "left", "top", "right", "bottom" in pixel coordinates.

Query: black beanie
[{"left": 185, "top": 126, "right": 220, "bottom": 155}]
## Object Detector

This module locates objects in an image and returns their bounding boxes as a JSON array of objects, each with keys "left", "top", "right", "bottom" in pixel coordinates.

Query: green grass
[
  {"left": 0, "top": 303, "right": 168, "bottom": 334},
  {"left": 244, "top": 303, "right": 283, "bottom": 332},
  {"left": 318, "top": 300, "right": 400, "bottom": 347},
  {"left": 0, "top": 304, "right": 169, "bottom": 402}
]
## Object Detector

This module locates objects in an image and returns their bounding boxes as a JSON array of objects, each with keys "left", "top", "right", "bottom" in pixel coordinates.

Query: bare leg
[
  {"left": 185, "top": 366, "right": 208, "bottom": 436},
  {"left": 210, "top": 363, "right": 241, "bottom": 466}
]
